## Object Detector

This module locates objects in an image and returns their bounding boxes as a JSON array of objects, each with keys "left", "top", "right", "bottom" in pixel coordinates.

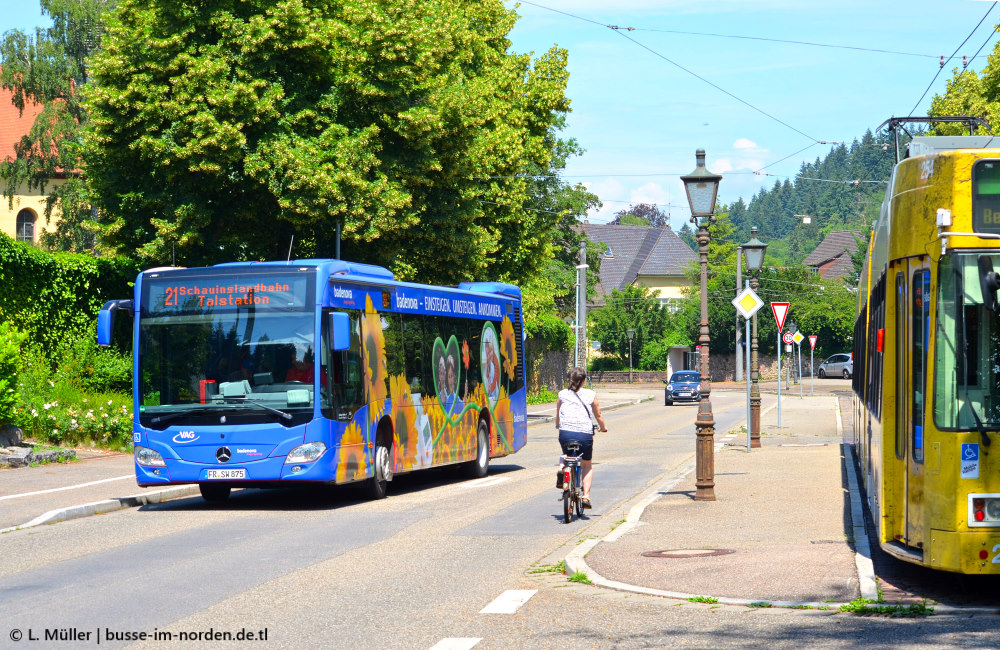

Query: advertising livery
[{"left": 98, "top": 259, "right": 527, "bottom": 502}]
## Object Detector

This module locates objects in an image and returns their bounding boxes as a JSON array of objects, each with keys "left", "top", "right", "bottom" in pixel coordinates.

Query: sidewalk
[{"left": 568, "top": 391, "right": 874, "bottom": 607}]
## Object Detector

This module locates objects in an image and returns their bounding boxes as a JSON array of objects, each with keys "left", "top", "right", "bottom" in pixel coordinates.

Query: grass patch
[
  {"left": 748, "top": 601, "right": 773, "bottom": 608},
  {"left": 527, "top": 387, "right": 558, "bottom": 405},
  {"left": 785, "top": 605, "right": 813, "bottom": 610},
  {"left": 610, "top": 519, "right": 627, "bottom": 530},
  {"left": 839, "top": 597, "right": 934, "bottom": 617},
  {"left": 528, "top": 561, "right": 565, "bottom": 574},
  {"left": 686, "top": 596, "right": 718, "bottom": 604},
  {"left": 568, "top": 571, "right": 593, "bottom": 585}
]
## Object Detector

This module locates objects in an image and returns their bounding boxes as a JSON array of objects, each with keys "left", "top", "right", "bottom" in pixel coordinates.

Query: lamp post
[
  {"left": 681, "top": 149, "right": 722, "bottom": 502},
  {"left": 741, "top": 228, "right": 767, "bottom": 449},
  {"left": 627, "top": 328, "right": 635, "bottom": 384}
]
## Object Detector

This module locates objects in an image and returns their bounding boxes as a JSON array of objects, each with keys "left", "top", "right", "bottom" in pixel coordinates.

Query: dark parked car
[
  {"left": 817, "top": 353, "right": 853, "bottom": 379},
  {"left": 664, "top": 371, "right": 701, "bottom": 406}
]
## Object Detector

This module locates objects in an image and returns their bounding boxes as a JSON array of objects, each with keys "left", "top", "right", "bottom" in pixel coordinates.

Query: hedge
[{"left": 0, "top": 234, "right": 139, "bottom": 355}]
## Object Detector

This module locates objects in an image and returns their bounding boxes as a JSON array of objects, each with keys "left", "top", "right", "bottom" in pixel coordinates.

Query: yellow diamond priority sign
[
  {"left": 732, "top": 287, "right": 764, "bottom": 319},
  {"left": 792, "top": 330, "right": 805, "bottom": 345}
]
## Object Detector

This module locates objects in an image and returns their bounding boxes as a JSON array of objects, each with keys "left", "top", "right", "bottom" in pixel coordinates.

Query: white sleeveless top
[{"left": 558, "top": 388, "right": 596, "bottom": 434}]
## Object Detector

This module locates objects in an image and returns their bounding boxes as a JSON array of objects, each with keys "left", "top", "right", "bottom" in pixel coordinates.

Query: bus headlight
[
  {"left": 286, "top": 442, "right": 327, "bottom": 464},
  {"left": 135, "top": 446, "right": 166, "bottom": 467}
]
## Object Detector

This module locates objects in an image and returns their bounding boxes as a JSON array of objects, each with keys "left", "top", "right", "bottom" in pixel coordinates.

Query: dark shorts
[{"left": 559, "top": 430, "right": 594, "bottom": 461}]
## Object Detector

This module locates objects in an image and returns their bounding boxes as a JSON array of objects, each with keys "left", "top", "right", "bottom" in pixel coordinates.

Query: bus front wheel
[
  {"left": 199, "top": 483, "right": 231, "bottom": 502},
  {"left": 464, "top": 420, "right": 491, "bottom": 479},
  {"left": 367, "top": 440, "right": 392, "bottom": 500}
]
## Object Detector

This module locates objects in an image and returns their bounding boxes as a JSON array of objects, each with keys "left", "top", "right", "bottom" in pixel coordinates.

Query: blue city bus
[{"left": 97, "top": 259, "right": 527, "bottom": 502}]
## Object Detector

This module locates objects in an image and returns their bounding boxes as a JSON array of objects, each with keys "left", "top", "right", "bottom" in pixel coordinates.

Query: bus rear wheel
[
  {"left": 199, "top": 483, "right": 231, "bottom": 502},
  {"left": 464, "top": 420, "right": 491, "bottom": 479}
]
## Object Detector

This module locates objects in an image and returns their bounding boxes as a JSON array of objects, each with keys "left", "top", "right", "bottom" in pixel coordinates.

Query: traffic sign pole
[
  {"left": 745, "top": 283, "right": 751, "bottom": 451},
  {"left": 772, "top": 303, "right": 790, "bottom": 428},
  {"left": 808, "top": 335, "right": 817, "bottom": 396},
  {"left": 776, "top": 328, "right": 782, "bottom": 428}
]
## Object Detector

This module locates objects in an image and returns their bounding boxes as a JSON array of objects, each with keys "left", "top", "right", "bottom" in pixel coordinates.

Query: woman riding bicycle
[{"left": 554, "top": 367, "right": 607, "bottom": 509}]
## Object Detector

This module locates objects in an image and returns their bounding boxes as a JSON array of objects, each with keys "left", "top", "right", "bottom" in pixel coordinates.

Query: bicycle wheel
[
  {"left": 573, "top": 469, "right": 584, "bottom": 517},
  {"left": 562, "top": 489, "right": 572, "bottom": 523}
]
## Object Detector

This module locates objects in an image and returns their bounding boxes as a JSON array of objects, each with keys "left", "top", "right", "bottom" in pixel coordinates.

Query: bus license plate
[{"left": 205, "top": 469, "right": 245, "bottom": 479}]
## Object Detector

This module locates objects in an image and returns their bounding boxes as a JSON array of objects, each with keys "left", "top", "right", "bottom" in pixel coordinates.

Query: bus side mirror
[
  {"left": 978, "top": 256, "right": 1000, "bottom": 314},
  {"left": 328, "top": 312, "right": 350, "bottom": 351},
  {"left": 97, "top": 299, "right": 134, "bottom": 347}
]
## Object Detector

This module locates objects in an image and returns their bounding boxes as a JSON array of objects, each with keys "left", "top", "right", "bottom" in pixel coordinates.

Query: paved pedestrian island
[{"left": 575, "top": 393, "right": 866, "bottom": 606}]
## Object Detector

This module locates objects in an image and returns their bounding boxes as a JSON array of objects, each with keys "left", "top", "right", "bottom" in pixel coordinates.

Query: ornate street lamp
[
  {"left": 627, "top": 328, "right": 635, "bottom": 384},
  {"left": 742, "top": 228, "right": 767, "bottom": 449},
  {"left": 681, "top": 149, "right": 722, "bottom": 501}
]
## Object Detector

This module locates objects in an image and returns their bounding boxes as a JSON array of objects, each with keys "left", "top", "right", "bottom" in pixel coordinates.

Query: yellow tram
[{"left": 855, "top": 122, "right": 1000, "bottom": 574}]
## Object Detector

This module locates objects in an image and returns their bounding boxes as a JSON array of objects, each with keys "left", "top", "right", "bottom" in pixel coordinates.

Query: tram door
[{"left": 902, "top": 263, "right": 930, "bottom": 550}]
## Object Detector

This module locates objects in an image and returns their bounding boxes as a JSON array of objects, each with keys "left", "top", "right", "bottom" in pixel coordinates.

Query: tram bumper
[{"left": 929, "top": 529, "right": 1000, "bottom": 574}]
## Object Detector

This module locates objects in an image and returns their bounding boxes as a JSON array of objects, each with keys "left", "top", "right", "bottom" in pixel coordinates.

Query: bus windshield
[
  {"left": 934, "top": 252, "right": 1000, "bottom": 430},
  {"left": 138, "top": 269, "right": 317, "bottom": 428}
]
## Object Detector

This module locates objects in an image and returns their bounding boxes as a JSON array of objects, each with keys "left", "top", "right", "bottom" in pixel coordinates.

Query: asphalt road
[{"left": 3, "top": 388, "right": 999, "bottom": 648}]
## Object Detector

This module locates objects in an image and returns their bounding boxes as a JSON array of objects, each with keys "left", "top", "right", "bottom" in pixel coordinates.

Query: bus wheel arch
[
  {"left": 367, "top": 416, "right": 394, "bottom": 499},
  {"left": 464, "top": 411, "right": 491, "bottom": 479}
]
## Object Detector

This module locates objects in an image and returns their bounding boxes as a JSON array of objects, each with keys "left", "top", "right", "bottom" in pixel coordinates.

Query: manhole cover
[{"left": 641, "top": 548, "right": 736, "bottom": 558}]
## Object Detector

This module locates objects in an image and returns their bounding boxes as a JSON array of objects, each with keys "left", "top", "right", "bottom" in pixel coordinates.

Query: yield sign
[
  {"left": 792, "top": 331, "right": 805, "bottom": 345},
  {"left": 808, "top": 335, "right": 818, "bottom": 350},
  {"left": 771, "top": 302, "right": 790, "bottom": 331},
  {"left": 732, "top": 287, "right": 764, "bottom": 319}
]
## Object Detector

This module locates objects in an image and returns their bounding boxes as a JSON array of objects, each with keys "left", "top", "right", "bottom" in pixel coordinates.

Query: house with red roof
[
  {"left": 803, "top": 230, "right": 864, "bottom": 280},
  {"left": 0, "top": 85, "right": 65, "bottom": 244}
]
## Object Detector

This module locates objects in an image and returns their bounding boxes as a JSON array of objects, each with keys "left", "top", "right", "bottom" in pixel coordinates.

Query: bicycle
[{"left": 561, "top": 441, "right": 585, "bottom": 523}]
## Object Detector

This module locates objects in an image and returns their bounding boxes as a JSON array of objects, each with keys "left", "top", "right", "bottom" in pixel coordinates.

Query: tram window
[
  {"left": 912, "top": 270, "right": 929, "bottom": 463},
  {"left": 973, "top": 160, "right": 1000, "bottom": 234},
  {"left": 895, "top": 273, "right": 905, "bottom": 460}
]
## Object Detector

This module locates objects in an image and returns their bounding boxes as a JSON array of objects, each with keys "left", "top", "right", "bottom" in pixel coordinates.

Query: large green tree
[
  {"left": 85, "top": 0, "right": 576, "bottom": 284},
  {"left": 0, "top": 0, "right": 117, "bottom": 251},
  {"left": 589, "top": 284, "right": 668, "bottom": 370},
  {"left": 929, "top": 46, "right": 1000, "bottom": 134}
]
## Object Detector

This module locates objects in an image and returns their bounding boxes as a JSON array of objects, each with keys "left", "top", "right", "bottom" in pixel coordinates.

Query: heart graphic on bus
[{"left": 433, "top": 335, "right": 461, "bottom": 414}]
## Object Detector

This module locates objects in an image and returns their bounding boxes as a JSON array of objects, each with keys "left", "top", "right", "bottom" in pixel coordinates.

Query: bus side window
[{"left": 402, "top": 315, "right": 424, "bottom": 394}]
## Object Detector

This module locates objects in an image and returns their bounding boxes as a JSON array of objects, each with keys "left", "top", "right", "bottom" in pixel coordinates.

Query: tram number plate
[
  {"left": 993, "top": 544, "right": 1000, "bottom": 564},
  {"left": 205, "top": 469, "right": 245, "bottom": 479}
]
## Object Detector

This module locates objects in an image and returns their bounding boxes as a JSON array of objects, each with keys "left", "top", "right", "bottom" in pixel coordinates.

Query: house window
[
  {"left": 659, "top": 297, "right": 681, "bottom": 314},
  {"left": 16, "top": 209, "right": 35, "bottom": 243}
]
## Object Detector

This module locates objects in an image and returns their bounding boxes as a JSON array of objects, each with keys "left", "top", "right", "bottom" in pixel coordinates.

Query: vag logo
[{"left": 172, "top": 430, "right": 200, "bottom": 443}]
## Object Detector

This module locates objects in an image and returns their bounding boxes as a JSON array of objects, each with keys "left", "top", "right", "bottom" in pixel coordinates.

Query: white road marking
[
  {"left": 0, "top": 475, "right": 133, "bottom": 501},
  {"left": 461, "top": 476, "right": 509, "bottom": 489},
  {"left": 479, "top": 589, "right": 537, "bottom": 614},
  {"left": 429, "top": 639, "right": 481, "bottom": 650}
]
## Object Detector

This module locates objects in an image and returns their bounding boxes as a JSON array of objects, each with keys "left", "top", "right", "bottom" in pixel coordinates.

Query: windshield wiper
[
  {"left": 150, "top": 404, "right": 226, "bottom": 425},
  {"left": 149, "top": 399, "right": 293, "bottom": 426},
  {"left": 218, "top": 396, "right": 293, "bottom": 421}
]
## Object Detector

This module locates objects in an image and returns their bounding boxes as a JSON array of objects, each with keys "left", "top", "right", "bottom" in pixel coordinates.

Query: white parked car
[{"left": 817, "top": 353, "right": 852, "bottom": 379}]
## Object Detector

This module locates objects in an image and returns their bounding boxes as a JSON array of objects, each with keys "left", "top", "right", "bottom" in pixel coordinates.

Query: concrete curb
[{"left": 0, "top": 485, "right": 200, "bottom": 534}]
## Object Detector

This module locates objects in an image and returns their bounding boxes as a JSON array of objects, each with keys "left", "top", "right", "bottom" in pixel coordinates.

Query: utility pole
[
  {"left": 735, "top": 246, "right": 743, "bottom": 382},
  {"left": 576, "top": 240, "right": 589, "bottom": 371}
]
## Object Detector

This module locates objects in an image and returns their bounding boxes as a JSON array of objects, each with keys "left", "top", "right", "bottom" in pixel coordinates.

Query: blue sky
[{"left": 4, "top": 1, "right": 999, "bottom": 226}]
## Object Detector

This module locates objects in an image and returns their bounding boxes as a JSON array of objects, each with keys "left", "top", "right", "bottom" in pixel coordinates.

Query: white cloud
[{"left": 733, "top": 138, "right": 760, "bottom": 150}]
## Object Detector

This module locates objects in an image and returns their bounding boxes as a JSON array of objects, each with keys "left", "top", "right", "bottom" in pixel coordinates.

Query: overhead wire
[{"left": 905, "top": 2, "right": 997, "bottom": 117}]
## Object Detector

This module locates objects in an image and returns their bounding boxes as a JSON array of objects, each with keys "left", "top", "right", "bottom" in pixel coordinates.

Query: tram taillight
[
  {"left": 969, "top": 495, "right": 1000, "bottom": 525},
  {"left": 973, "top": 498, "right": 986, "bottom": 522}
]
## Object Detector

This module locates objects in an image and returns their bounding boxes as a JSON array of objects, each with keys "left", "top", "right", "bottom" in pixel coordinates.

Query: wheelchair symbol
[{"left": 963, "top": 444, "right": 978, "bottom": 460}]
